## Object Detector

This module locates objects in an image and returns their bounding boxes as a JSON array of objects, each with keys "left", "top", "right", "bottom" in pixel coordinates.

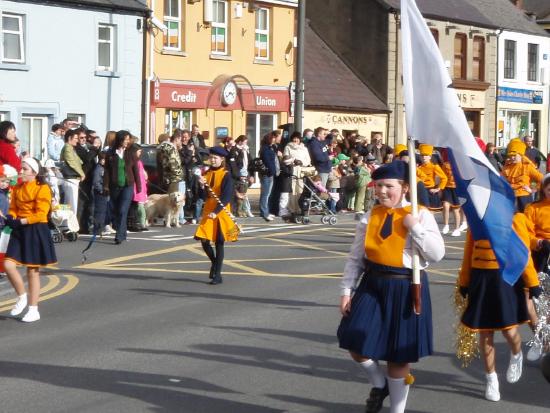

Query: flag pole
[{"left": 407, "top": 136, "right": 422, "bottom": 315}]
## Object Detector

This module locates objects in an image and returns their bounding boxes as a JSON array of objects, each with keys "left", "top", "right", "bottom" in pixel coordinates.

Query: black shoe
[
  {"left": 141, "top": 227, "right": 149, "bottom": 231},
  {"left": 365, "top": 382, "right": 389, "bottom": 413},
  {"left": 114, "top": 239, "right": 122, "bottom": 245},
  {"left": 209, "top": 267, "right": 215, "bottom": 279},
  {"left": 209, "top": 277, "right": 223, "bottom": 285}
]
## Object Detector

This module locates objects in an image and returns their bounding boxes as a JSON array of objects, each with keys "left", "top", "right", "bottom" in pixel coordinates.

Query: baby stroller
[
  {"left": 294, "top": 176, "right": 337, "bottom": 226},
  {"left": 49, "top": 204, "right": 79, "bottom": 243}
]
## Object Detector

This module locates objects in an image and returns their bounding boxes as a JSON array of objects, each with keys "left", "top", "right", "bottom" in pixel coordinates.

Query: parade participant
[
  {"left": 458, "top": 213, "right": 541, "bottom": 401},
  {"left": 501, "top": 139, "right": 542, "bottom": 212},
  {"left": 524, "top": 173, "right": 550, "bottom": 361},
  {"left": 3, "top": 158, "right": 57, "bottom": 322},
  {"left": 439, "top": 148, "right": 464, "bottom": 236},
  {"left": 396, "top": 146, "right": 430, "bottom": 209},
  {"left": 337, "top": 161, "right": 445, "bottom": 413},
  {"left": 194, "top": 147, "right": 236, "bottom": 285},
  {"left": 417, "top": 144, "right": 447, "bottom": 211}
]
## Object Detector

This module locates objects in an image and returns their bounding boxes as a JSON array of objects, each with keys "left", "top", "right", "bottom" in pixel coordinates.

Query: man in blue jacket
[{"left": 308, "top": 127, "right": 333, "bottom": 186}]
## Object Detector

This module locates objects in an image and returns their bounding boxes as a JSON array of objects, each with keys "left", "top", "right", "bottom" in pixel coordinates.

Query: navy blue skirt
[
  {"left": 461, "top": 268, "right": 528, "bottom": 331},
  {"left": 441, "top": 188, "right": 460, "bottom": 207},
  {"left": 6, "top": 223, "right": 57, "bottom": 267},
  {"left": 337, "top": 270, "right": 433, "bottom": 363},
  {"left": 426, "top": 187, "right": 442, "bottom": 210}
]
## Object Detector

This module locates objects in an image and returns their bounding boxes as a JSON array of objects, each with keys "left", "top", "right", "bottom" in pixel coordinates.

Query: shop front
[
  {"left": 456, "top": 89, "right": 487, "bottom": 140},
  {"left": 150, "top": 78, "right": 290, "bottom": 155},
  {"left": 303, "top": 110, "right": 389, "bottom": 140},
  {"left": 497, "top": 86, "right": 548, "bottom": 152}
]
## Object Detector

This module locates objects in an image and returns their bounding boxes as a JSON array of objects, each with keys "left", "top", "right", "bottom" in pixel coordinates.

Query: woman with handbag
[
  {"left": 194, "top": 147, "right": 237, "bottom": 285},
  {"left": 337, "top": 161, "right": 445, "bottom": 413},
  {"left": 103, "top": 130, "right": 140, "bottom": 245},
  {"left": 60, "top": 129, "right": 85, "bottom": 216}
]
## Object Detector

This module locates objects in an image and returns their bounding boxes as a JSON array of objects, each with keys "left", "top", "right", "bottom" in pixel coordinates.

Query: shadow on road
[
  {"left": 0, "top": 360, "right": 284, "bottom": 413},
  {"left": 209, "top": 325, "right": 338, "bottom": 345}
]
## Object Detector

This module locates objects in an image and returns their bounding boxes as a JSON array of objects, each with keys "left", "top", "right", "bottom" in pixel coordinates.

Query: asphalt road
[{"left": 0, "top": 213, "right": 548, "bottom": 412}]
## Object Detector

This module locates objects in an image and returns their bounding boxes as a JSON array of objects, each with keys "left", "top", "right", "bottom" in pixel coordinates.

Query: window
[
  {"left": 453, "top": 33, "right": 467, "bottom": 80},
  {"left": 255, "top": 8, "right": 269, "bottom": 59},
  {"left": 165, "top": 109, "right": 192, "bottom": 134},
  {"left": 504, "top": 39, "right": 516, "bottom": 79},
  {"left": 1, "top": 12, "right": 25, "bottom": 63},
  {"left": 472, "top": 36, "right": 485, "bottom": 81},
  {"left": 0, "top": 112, "right": 8, "bottom": 121},
  {"left": 66, "top": 113, "right": 86, "bottom": 126},
  {"left": 21, "top": 115, "right": 49, "bottom": 160},
  {"left": 430, "top": 29, "right": 439, "bottom": 46},
  {"left": 211, "top": 0, "right": 228, "bottom": 55},
  {"left": 528, "top": 43, "right": 539, "bottom": 82},
  {"left": 97, "top": 24, "right": 116, "bottom": 71},
  {"left": 164, "top": 0, "right": 181, "bottom": 50}
]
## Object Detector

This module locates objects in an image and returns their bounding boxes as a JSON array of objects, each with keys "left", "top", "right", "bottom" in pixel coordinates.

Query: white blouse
[{"left": 340, "top": 200, "right": 445, "bottom": 296}]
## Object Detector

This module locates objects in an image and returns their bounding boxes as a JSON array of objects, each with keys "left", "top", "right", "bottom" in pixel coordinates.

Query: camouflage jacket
[{"left": 157, "top": 141, "right": 184, "bottom": 185}]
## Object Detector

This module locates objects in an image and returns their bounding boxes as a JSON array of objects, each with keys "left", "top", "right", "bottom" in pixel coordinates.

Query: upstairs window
[
  {"left": 504, "top": 39, "right": 516, "bottom": 79},
  {"left": 528, "top": 43, "right": 539, "bottom": 82},
  {"left": 97, "top": 24, "right": 116, "bottom": 71},
  {"left": 211, "top": 0, "right": 228, "bottom": 54},
  {"left": 255, "top": 7, "right": 269, "bottom": 59},
  {"left": 1, "top": 12, "right": 25, "bottom": 63},
  {"left": 472, "top": 36, "right": 485, "bottom": 81},
  {"left": 164, "top": 0, "right": 181, "bottom": 50},
  {"left": 453, "top": 33, "right": 467, "bottom": 80}
]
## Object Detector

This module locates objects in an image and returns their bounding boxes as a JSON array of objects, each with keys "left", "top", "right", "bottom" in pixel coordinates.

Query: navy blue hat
[
  {"left": 372, "top": 160, "right": 409, "bottom": 181},
  {"left": 209, "top": 146, "right": 229, "bottom": 157}
]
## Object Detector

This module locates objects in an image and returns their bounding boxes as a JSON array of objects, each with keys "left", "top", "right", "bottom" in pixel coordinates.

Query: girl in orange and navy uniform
[
  {"left": 502, "top": 139, "right": 543, "bottom": 212},
  {"left": 194, "top": 147, "right": 236, "bottom": 285},
  {"left": 523, "top": 173, "right": 550, "bottom": 361},
  {"left": 3, "top": 158, "right": 57, "bottom": 323},
  {"left": 394, "top": 144, "right": 430, "bottom": 208},
  {"left": 439, "top": 148, "right": 464, "bottom": 237},
  {"left": 417, "top": 144, "right": 447, "bottom": 210},
  {"left": 458, "top": 213, "right": 541, "bottom": 402}
]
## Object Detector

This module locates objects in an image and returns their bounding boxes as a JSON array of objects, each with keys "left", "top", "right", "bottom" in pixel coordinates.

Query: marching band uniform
[
  {"left": 501, "top": 139, "right": 542, "bottom": 212},
  {"left": 194, "top": 147, "right": 235, "bottom": 285},
  {"left": 394, "top": 145, "right": 430, "bottom": 208},
  {"left": 417, "top": 144, "right": 447, "bottom": 210},
  {"left": 338, "top": 161, "right": 445, "bottom": 413},
  {"left": 441, "top": 161, "right": 460, "bottom": 209},
  {"left": 458, "top": 213, "right": 541, "bottom": 401}
]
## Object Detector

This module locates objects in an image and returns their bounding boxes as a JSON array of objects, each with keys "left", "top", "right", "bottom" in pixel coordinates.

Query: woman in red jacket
[{"left": 0, "top": 121, "right": 21, "bottom": 172}]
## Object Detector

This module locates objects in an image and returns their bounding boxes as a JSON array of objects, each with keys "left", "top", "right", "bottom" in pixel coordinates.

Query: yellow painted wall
[
  {"left": 303, "top": 110, "right": 389, "bottom": 140},
  {"left": 148, "top": 1, "right": 296, "bottom": 86}
]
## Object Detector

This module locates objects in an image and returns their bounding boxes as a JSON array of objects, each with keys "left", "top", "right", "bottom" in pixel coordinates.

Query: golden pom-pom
[
  {"left": 453, "top": 280, "right": 479, "bottom": 367},
  {"left": 405, "top": 373, "right": 415, "bottom": 385}
]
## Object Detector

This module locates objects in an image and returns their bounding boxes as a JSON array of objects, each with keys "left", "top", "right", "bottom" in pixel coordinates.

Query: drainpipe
[
  {"left": 393, "top": 12, "right": 400, "bottom": 146},
  {"left": 144, "top": 0, "right": 156, "bottom": 144},
  {"left": 494, "top": 29, "right": 502, "bottom": 147}
]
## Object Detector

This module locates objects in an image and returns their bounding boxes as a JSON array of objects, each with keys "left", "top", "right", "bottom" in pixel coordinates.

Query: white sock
[
  {"left": 359, "top": 359, "right": 386, "bottom": 388},
  {"left": 18, "top": 293, "right": 27, "bottom": 300},
  {"left": 486, "top": 371, "right": 498, "bottom": 381},
  {"left": 388, "top": 377, "right": 410, "bottom": 413},
  {"left": 27, "top": 305, "right": 38, "bottom": 312}
]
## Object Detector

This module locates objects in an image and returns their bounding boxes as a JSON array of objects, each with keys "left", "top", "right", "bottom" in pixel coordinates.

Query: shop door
[
  {"left": 21, "top": 115, "right": 49, "bottom": 160},
  {"left": 505, "top": 110, "right": 529, "bottom": 146},
  {"left": 531, "top": 110, "right": 540, "bottom": 147},
  {"left": 464, "top": 110, "right": 481, "bottom": 138},
  {"left": 246, "top": 113, "right": 278, "bottom": 158}
]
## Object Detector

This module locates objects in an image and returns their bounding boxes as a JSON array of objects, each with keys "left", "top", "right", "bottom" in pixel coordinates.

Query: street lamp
[{"left": 294, "top": 0, "right": 305, "bottom": 134}]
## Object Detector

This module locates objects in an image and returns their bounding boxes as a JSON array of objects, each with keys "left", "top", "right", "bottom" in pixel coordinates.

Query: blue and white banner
[{"left": 400, "top": 0, "right": 528, "bottom": 285}]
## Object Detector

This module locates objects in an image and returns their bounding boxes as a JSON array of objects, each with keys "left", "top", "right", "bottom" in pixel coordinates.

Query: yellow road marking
[
  {"left": 0, "top": 274, "right": 78, "bottom": 312},
  {"left": 269, "top": 237, "right": 348, "bottom": 256},
  {"left": 109, "top": 256, "right": 339, "bottom": 267}
]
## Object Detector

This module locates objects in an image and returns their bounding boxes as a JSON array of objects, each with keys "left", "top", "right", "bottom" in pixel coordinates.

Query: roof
[
  {"left": 13, "top": 0, "right": 149, "bottom": 14},
  {"left": 304, "top": 23, "right": 389, "bottom": 113},
  {"left": 376, "top": 0, "right": 547, "bottom": 35},
  {"left": 522, "top": 0, "right": 550, "bottom": 22}
]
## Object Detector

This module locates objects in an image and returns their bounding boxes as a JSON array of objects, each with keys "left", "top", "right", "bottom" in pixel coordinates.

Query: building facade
[
  {"left": 0, "top": 0, "right": 147, "bottom": 159},
  {"left": 496, "top": 31, "right": 550, "bottom": 151},
  {"left": 146, "top": 0, "right": 297, "bottom": 156}
]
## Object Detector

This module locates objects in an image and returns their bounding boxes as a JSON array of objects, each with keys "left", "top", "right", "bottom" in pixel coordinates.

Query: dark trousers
[
  {"left": 93, "top": 192, "right": 109, "bottom": 234},
  {"left": 201, "top": 227, "right": 224, "bottom": 282},
  {"left": 77, "top": 180, "right": 93, "bottom": 233},
  {"left": 516, "top": 195, "right": 533, "bottom": 213},
  {"left": 110, "top": 185, "right": 133, "bottom": 241}
]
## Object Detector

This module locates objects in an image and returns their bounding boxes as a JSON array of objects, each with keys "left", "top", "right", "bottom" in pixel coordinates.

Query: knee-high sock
[
  {"left": 358, "top": 360, "right": 386, "bottom": 388},
  {"left": 388, "top": 377, "right": 409, "bottom": 413}
]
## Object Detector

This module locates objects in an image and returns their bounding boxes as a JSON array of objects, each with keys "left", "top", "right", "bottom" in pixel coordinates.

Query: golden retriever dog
[{"left": 145, "top": 191, "right": 185, "bottom": 228}]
